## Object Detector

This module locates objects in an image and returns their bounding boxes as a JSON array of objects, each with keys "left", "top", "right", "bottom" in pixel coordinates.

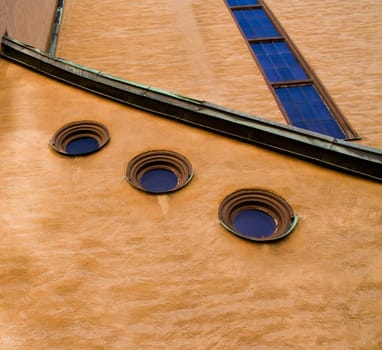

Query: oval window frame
[
  {"left": 50, "top": 120, "right": 110, "bottom": 156},
  {"left": 218, "top": 189, "right": 298, "bottom": 242},
  {"left": 125, "top": 150, "right": 193, "bottom": 194}
]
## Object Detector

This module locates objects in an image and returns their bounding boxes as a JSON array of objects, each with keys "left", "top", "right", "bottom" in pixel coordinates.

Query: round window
[
  {"left": 50, "top": 121, "right": 110, "bottom": 156},
  {"left": 126, "top": 150, "right": 193, "bottom": 194},
  {"left": 218, "top": 189, "right": 298, "bottom": 242}
]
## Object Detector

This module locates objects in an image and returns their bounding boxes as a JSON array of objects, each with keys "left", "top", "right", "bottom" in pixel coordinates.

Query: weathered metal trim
[
  {"left": 48, "top": 0, "right": 65, "bottom": 55},
  {"left": 1, "top": 34, "right": 381, "bottom": 182}
]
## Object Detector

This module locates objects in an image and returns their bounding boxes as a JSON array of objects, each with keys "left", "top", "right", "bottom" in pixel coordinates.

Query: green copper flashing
[{"left": 1, "top": 34, "right": 381, "bottom": 182}]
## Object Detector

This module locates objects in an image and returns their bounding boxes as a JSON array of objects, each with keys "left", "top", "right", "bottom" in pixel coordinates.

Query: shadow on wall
[{"left": 0, "top": 0, "right": 57, "bottom": 51}]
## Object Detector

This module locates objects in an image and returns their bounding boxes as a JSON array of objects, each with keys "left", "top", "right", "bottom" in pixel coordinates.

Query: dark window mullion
[
  {"left": 271, "top": 80, "right": 313, "bottom": 88},
  {"left": 231, "top": 5, "right": 262, "bottom": 11},
  {"left": 248, "top": 37, "right": 283, "bottom": 44},
  {"left": 229, "top": 5, "right": 262, "bottom": 9}
]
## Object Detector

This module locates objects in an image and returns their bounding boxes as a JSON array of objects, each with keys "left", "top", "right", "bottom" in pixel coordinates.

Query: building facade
[{"left": 0, "top": 1, "right": 381, "bottom": 349}]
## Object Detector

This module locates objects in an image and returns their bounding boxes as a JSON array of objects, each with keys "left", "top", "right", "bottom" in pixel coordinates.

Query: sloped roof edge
[{"left": 1, "top": 34, "right": 381, "bottom": 182}]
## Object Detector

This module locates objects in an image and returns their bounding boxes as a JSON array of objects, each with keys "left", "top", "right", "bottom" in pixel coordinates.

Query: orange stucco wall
[
  {"left": 0, "top": 1, "right": 381, "bottom": 349},
  {"left": 0, "top": 0, "right": 56, "bottom": 50}
]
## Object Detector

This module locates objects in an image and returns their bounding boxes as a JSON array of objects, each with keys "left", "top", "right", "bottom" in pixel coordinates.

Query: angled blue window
[
  {"left": 227, "top": 0, "right": 259, "bottom": 6},
  {"left": 232, "top": 9, "right": 280, "bottom": 39},
  {"left": 225, "top": 0, "right": 357, "bottom": 139},
  {"left": 251, "top": 41, "right": 308, "bottom": 82},
  {"left": 275, "top": 85, "right": 346, "bottom": 138}
]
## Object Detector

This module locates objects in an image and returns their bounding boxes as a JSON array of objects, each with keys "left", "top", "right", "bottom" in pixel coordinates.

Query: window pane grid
[
  {"left": 233, "top": 9, "right": 279, "bottom": 39},
  {"left": 226, "top": 0, "right": 357, "bottom": 139},
  {"left": 251, "top": 42, "right": 308, "bottom": 82},
  {"left": 275, "top": 86, "right": 345, "bottom": 138}
]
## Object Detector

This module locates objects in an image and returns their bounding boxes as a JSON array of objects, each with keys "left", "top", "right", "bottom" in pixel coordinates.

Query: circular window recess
[
  {"left": 218, "top": 189, "right": 298, "bottom": 242},
  {"left": 126, "top": 150, "right": 193, "bottom": 194},
  {"left": 50, "top": 120, "right": 110, "bottom": 156}
]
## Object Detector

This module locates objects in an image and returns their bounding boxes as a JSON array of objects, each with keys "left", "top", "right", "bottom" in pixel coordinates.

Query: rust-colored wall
[
  {"left": 0, "top": 1, "right": 381, "bottom": 349},
  {"left": 0, "top": 0, "right": 56, "bottom": 50}
]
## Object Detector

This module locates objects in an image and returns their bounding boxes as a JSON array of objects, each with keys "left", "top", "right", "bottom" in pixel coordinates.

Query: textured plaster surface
[
  {"left": 56, "top": 0, "right": 286, "bottom": 125},
  {"left": 56, "top": 0, "right": 382, "bottom": 148},
  {"left": 0, "top": 0, "right": 56, "bottom": 50},
  {"left": 0, "top": 0, "right": 382, "bottom": 349},
  {"left": 1, "top": 58, "right": 382, "bottom": 350}
]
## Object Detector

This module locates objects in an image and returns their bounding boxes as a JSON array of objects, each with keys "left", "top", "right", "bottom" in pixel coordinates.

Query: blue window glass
[
  {"left": 65, "top": 137, "right": 100, "bottom": 155},
  {"left": 251, "top": 41, "right": 308, "bottom": 83},
  {"left": 140, "top": 169, "right": 179, "bottom": 193},
  {"left": 227, "top": 0, "right": 259, "bottom": 6},
  {"left": 226, "top": 2, "right": 353, "bottom": 139},
  {"left": 275, "top": 85, "right": 345, "bottom": 138},
  {"left": 232, "top": 9, "right": 280, "bottom": 39},
  {"left": 233, "top": 210, "right": 276, "bottom": 238}
]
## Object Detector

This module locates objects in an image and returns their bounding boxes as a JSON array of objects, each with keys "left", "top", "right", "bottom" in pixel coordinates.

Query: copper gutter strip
[{"left": 1, "top": 34, "right": 381, "bottom": 182}]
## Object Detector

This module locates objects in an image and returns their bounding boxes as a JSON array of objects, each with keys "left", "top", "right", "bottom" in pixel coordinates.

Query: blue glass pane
[
  {"left": 251, "top": 42, "right": 308, "bottom": 82},
  {"left": 275, "top": 85, "right": 345, "bottom": 138},
  {"left": 227, "top": 0, "right": 259, "bottom": 5},
  {"left": 66, "top": 137, "right": 99, "bottom": 155},
  {"left": 233, "top": 210, "right": 276, "bottom": 238},
  {"left": 293, "top": 120, "right": 345, "bottom": 138},
  {"left": 233, "top": 9, "right": 279, "bottom": 39},
  {"left": 140, "top": 169, "right": 179, "bottom": 193}
]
